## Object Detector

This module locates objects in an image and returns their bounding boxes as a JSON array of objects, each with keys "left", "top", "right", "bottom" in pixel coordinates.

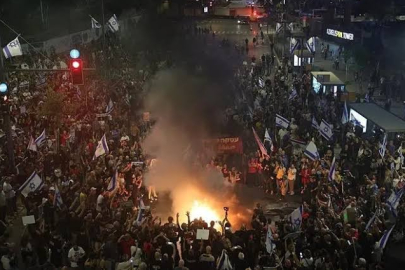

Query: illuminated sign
[{"left": 326, "top": 29, "right": 354, "bottom": 40}]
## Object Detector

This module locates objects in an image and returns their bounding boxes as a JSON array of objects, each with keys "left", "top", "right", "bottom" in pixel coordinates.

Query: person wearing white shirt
[
  {"left": 96, "top": 192, "right": 105, "bottom": 212},
  {"left": 2, "top": 178, "right": 16, "bottom": 216},
  {"left": 287, "top": 164, "right": 297, "bottom": 195},
  {"left": 68, "top": 245, "right": 85, "bottom": 268}
]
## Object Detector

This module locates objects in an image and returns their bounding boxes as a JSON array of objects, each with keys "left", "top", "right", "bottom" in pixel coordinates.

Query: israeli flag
[
  {"left": 107, "top": 14, "right": 119, "bottom": 32},
  {"left": 304, "top": 141, "right": 320, "bottom": 161},
  {"left": 217, "top": 249, "right": 232, "bottom": 270},
  {"left": 364, "top": 93, "right": 370, "bottom": 103},
  {"left": 107, "top": 170, "right": 118, "bottom": 192},
  {"left": 27, "top": 136, "right": 37, "bottom": 152},
  {"left": 94, "top": 134, "right": 109, "bottom": 159},
  {"left": 287, "top": 22, "right": 293, "bottom": 32},
  {"left": 265, "top": 225, "right": 275, "bottom": 254},
  {"left": 341, "top": 101, "right": 349, "bottom": 124},
  {"left": 305, "top": 37, "right": 316, "bottom": 54},
  {"left": 276, "top": 114, "right": 290, "bottom": 129},
  {"left": 378, "top": 225, "right": 395, "bottom": 250},
  {"left": 312, "top": 116, "right": 319, "bottom": 130},
  {"left": 35, "top": 129, "right": 46, "bottom": 147},
  {"left": 387, "top": 188, "right": 404, "bottom": 217},
  {"left": 290, "top": 38, "right": 299, "bottom": 54},
  {"left": 53, "top": 185, "right": 63, "bottom": 208},
  {"left": 290, "top": 205, "right": 303, "bottom": 230},
  {"left": 3, "top": 37, "right": 23, "bottom": 59},
  {"left": 319, "top": 120, "right": 333, "bottom": 141},
  {"left": 106, "top": 99, "right": 113, "bottom": 114},
  {"left": 136, "top": 198, "right": 146, "bottom": 225},
  {"left": 328, "top": 156, "right": 336, "bottom": 182},
  {"left": 276, "top": 23, "right": 283, "bottom": 34},
  {"left": 379, "top": 133, "right": 387, "bottom": 158},
  {"left": 365, "top": 212, "right": 377, "bottom": 231},
  {"left": 19, "top": 172, "right": 44, "bottom": 197},
  {"left": 90, "top": 16, "right": 101, "bottom": 29},
  {"left": 264, "top": 128, "right": 274, "bottom": 152},
  {"left": 289, "top": 89, "right": 298, "bottom": 101}
]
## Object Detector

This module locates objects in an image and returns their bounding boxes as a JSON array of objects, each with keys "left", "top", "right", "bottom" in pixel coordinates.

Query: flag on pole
[
  {"left": 290, "top": 38, "right": 299, "bottom": 54},
  {"left": 264, "top": 128, "right": 274, "bottom": 152},
  {"left": 304, "top": 141, "right": 320, "bottom": 161},
  {"left": 265, "top": 225, "right": 275, "bottom": 254},
  {"left": 53, "top": 185, "right": 63, "bottom": 208},
  {"left": 94, "top": 134, "right": 109, "bottom": 159},
  {"left": 107, "top": 170, "right": 118, "bottom": 192},
  {"left": 90, "top": 16, "right": 101, "bottom": 29},
  {"left": 365, "top": 212, "right": 377, "bottom": 231},
  {"left": 253, "top": 127, "right": 268, "bottom": 156},
  {"left": 136, "top": 198, "right": 146, "bottom": 225},
  {"left": 3, "top": 37, "right": 23, "bottom": 59},
  {"left": 287, "top": 22, "right": 294, "bottom": 32},
  {"left": 305, "top": 37, "right": 316, "bottom": 54},
  {"left": 387, "top": 188, "right": 404, "bottom": 217},
  {"left": 27, "top": 136, "right": 38, "bottom": 152},
  {"left": 276, "top": 114, "right": 290, "bottom": 129},
  {"left": 276, "top": 23, "right": 283, "bottom": 34},
  {"left": 319, "top": 120, "right": 333, "bottom": 141},
  {"left": 35, "top": 129, "right": 46, "bottom": 147},
  {"left": 342, "top": 102, "right": 349, "bottom": 124},
  {"left": 379, "top": 133, "right": 387, "bottom": 158},
  {"left": 107, "top": 14, "right": 119, "bottom": 32},
  {"left": 19, "top": 172, "right": 44, "bottom": 197},
  {"left": 378, "top": 225, "right": 395, "bottom": 250},
  {"left": 217, "top": 249, "right": 233, "bottom": 270},
  {"left": 106, "top": 99, "right": 113, "bottom": 114},
  {"left": 289, "top": 89, "right": 298, "bottom": 101},
  {"left": 312, "top": 116, "right": 319, "bottom": 130},
  {"left": 328, "top": 157, "right": 336, "bottom": 182},
  {"left": 290, "top": 205, "right": 303, "bottom": 230}
]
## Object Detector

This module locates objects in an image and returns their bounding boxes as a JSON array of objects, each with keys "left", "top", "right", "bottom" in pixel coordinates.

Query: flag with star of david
[
  {"left": 319, "top": 119, "right": 333, "bottom": 141},
  {"left": 290, "top": 205, "right": 303, "bottom": 230},
  {"left": 19, "top": 172, "right": 44, "bottom": 197},
  {"left": 3, "top": 37, "right": 23, "bottom": 59}
]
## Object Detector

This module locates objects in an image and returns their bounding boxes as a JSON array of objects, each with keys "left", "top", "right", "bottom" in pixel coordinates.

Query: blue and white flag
[
  {"left": 3, "top": 37, "right": 23, "bottom": 59},
  {"left": 287, "top": 22, "right": 293, "bottom": 32},
  {"left": 94, "top": 134, "right": 109, "bottom": 159},
  {"left": 107, "top": 14, "right": 119, "bottom": 32},
  {"left": 378, "top": 225, "right": 395, "bottom": 250},
  {"left": 289, "top": 89, "right": 298, "bottom": 101},
  {"left": 27, "top": 136, "right": 37, "bottom": 152},
  {"left": 19, "top": 172, "right": 44, "bottom": 197},
  {"left": 290, "top": 38, "right": 299, "bottom": 54},
  {"left": 305, "top": 37, "right": 316, "bottom": 54},
  {"left": 328, "top": 156, "right": 336, "bottom": 182},
  {"left": 90, "top": 16, "right": 101, "bottom": 29},
  {"left": 136, "top": 198, "right": 146, "bottom": 225},
  {"left": 387, "top": 188, "right": 404, "bottom": 217},
  {"left": 379, "top": 133, "right": 387, "bottom": 158},
  {"left": 290, "top": 205, "right": 303, "bottom": 230},
  {"left": 341, "top": 102, "right": 349, "bottom": 124},
  {"left": 365, "top": 212, "right": 377, "bottom": 231},
  {"left": 217, "top": 249, "right": 232, "bottom": 270},
  {"left": 304, "top": 141, "right": 320, "bottom": 161},
  {"left": 312, "top": 116, "right": 319, "bottom": 130},
  {"left": 106, "top": 99, "right": 113, "bottom": 114},
  {"left": 264, "top": 128, "right": 274, "bottom": 152},
  {"left": 276, "top": 114, "right": 290, "bottom": 129},
  {"left": 276, "top": 23, "right": 283, "bottom": 34},
  {"left": 35, "top": 129, "right": 46, "bottom": 147},
  {"left": 364, "top": 93, "right": 370, "bottom": 103},
  {"left": 319, "top": 120, "right": 333, "bottom": 141},
  {"left": 53, "top": 185, "right": 63, "bottom": 208},
  {"left": 265, "top": 225, "right": 275, "bottom": 254},
  {"left": 107, "top": 170, "right": 118, "bottom": 192}
]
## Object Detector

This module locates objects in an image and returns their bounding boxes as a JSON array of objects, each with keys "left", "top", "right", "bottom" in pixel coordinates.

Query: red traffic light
[{"left": 72, "top": 60, "right": 80, "bottom": 69}]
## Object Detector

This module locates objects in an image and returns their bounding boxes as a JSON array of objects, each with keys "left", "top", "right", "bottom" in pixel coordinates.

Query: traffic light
[{"left": 69, "top": 59, "right": 84, "bottom": 85}]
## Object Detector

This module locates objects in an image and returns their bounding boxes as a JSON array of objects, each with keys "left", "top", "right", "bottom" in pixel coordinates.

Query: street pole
[
  {"left": 0, "top": 34, "right": 16, "bottom": 172},
  {"left": 101, "top": 0, "right": 106, "bottom": 53}
]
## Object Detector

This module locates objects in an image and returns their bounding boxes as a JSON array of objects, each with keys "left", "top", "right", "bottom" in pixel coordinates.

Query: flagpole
[
  {"left": 101, "top": 0, "right": 106, "bottom": 53},
  {"left": 0, "top": 33, "right": 16, "bottom": 172}
]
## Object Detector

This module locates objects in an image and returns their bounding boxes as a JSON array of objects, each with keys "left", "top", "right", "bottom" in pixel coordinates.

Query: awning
[{"left": 349, "top": 103, "right": 405, "bottom": 133}]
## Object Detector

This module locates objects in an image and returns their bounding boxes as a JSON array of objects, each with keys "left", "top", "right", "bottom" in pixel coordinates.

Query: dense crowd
[{"left": 0, "top": 17, "right": 404, "bottom": 270}]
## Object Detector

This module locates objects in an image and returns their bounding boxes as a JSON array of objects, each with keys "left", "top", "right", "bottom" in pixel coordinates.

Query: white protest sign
[
  {"left": 22, "top": 215, "right": 35, "bottom": 226},
  {"left": 196, "top": 229, "right": 209, "bottom": 240}
]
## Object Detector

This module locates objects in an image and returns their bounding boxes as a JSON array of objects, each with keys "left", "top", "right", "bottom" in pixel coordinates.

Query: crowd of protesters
[{"left": 0, "top": 17, "right": 404, "bottom": 270}]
